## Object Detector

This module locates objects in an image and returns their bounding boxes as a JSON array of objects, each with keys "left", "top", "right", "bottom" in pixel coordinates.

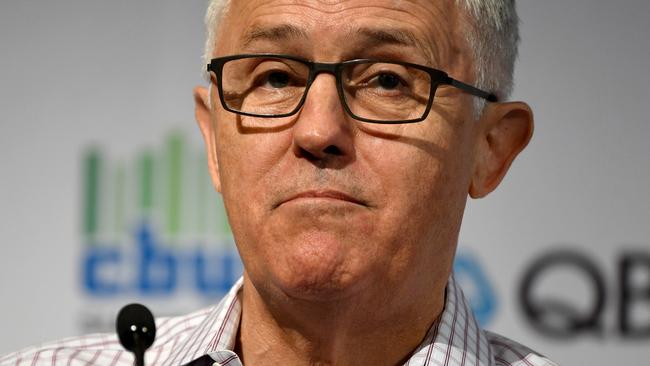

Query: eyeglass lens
[{"left": 219, "top": 56, "right": 433, "bottom": 122}]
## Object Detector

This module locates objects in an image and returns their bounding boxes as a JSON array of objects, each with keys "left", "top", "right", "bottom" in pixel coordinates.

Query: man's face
[{"left": 205, "top": 0, "right": 481, "bottom": 301}]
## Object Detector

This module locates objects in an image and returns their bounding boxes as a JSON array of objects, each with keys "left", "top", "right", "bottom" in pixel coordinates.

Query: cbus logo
[
  {"left": 83, "top": 221, "right": 242, "bottom": 296},
  {"left": 80, "top": 132, "right": 242, "bottom": 299}
]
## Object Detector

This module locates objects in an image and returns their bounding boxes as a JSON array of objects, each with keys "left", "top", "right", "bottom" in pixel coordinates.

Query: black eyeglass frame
[{"left": 207, "top": 53, "right": 498, "bottom": 124}]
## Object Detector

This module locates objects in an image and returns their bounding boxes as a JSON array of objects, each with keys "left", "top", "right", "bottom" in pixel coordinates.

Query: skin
[{"left": 194, "top": 0, "right": 534, "bottom": 364}]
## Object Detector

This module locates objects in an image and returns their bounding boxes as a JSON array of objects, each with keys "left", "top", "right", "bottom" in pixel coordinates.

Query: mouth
[{"left": 276, "top": 190, "right": 368, "bottom": 208}]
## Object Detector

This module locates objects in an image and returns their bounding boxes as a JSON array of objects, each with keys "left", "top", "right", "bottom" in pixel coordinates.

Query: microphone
[{"left": 116, "top": 303, "right": 157, "bottom": 366}]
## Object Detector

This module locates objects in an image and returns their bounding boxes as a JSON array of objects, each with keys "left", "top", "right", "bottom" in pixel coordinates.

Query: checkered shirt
[{"left": 1, "top": 276, "right": 558, "bottom": 366}]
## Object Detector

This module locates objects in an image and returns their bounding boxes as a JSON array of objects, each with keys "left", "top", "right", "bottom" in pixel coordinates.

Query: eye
[
  {"left": 266, "top": 71, "right": 290, "bottom": 88},
  {"left": 365, "top": 72, "right": 409, "bottom": 94},
  {"left": 377, "top": 73, "right": 401, "bottom": 90}
]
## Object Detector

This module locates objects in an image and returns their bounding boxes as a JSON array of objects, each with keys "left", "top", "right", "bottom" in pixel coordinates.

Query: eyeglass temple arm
[{"left": 448, "top": 78, "right": 498, "bottom": 103}]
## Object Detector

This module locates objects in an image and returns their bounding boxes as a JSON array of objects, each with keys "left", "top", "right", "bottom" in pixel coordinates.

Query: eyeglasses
[{"left": 207, "top": 54, "right": 497, "bottom": 124}]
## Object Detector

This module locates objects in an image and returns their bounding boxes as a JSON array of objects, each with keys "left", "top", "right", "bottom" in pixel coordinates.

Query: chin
[
  {"left": 272, "top": 236, "right": 366, "bottom": 302},
  {"left": 279, "top": 268, "right": 353, "bottom": 301}
]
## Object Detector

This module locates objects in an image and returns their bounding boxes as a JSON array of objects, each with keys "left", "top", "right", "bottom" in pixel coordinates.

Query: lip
[{"left": 277, "top": 190, "right": 367, "bottom": 208}]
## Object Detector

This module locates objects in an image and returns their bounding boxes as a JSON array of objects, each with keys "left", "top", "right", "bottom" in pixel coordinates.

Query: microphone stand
[{"left": 132, "top": 332, "right": 145, "bottom": 366}]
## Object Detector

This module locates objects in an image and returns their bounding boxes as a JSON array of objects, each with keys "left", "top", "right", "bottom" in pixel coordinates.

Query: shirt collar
[
  {"left": 172, "top": 277, "right": 243, "bottom": 366},
  {"left": 406, "top": 274, "right": 494, "bottom": 365},
  {"left": 177, "top": 275, "right": 494, "bottom": 366}
]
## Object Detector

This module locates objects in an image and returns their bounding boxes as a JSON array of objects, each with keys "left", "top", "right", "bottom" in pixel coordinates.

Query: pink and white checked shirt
[{"left": 1, "top": 276, "right": 558, "bottom": 366}]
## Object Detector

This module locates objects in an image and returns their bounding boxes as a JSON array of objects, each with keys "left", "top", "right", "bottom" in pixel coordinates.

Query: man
[{"left": 1, "top": 0, "right": 557, "bottom": 365}]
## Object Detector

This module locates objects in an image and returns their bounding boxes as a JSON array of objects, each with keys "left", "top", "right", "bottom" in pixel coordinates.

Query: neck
[{"left": 236, "top": 273, "right": 447, "bottom": 366}]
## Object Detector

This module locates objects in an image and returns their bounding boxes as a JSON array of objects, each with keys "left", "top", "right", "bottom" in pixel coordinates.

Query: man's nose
[{"left": 291, "top": 73, "right": 354, "bottom": 162}]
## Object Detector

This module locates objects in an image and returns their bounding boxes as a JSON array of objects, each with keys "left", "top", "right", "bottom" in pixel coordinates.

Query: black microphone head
[{"left": 116, "top": 303, "right": 156, "bottom": 353}]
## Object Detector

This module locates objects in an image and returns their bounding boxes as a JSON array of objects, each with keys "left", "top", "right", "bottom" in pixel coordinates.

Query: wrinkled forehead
[{"left": 215, "top": 0, "right": 467, "bottom": 68}]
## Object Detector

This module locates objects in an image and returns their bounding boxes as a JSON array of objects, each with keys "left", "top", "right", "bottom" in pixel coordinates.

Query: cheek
[
  {"left": 217, "top": 117, "right": 291, "bottom": 184},
  {"left": 361, "top": 125, "right": 472, "bottom": 232},
  {"left": 215, "top": 119, "right": 293, "bottom": 225}
]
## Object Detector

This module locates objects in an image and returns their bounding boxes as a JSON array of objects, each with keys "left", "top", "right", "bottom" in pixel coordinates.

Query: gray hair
[{"left": 202, "top": 0, "right": 519, "bottom": 116}]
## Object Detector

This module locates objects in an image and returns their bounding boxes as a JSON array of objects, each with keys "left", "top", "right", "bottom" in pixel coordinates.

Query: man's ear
[
  {"left": 194, "top": 85, "right": 222, "bottom": 193},
  {"left": 469, "top": 101, "right": 534, "bottom": 198}
]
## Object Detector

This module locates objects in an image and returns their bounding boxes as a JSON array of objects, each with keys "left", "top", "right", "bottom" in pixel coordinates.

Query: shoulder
[
  {"left": 1, "top": 278, "right": 243, "bottom": 366},
  {"left": 0, "top": 305, "right": 216, "bottom": 366},
  {"left": 485, "top": 331, "right": 560, "bottom": 366},
  {"left": 0, "top": 332, "right": 122, "bottom": 366}
]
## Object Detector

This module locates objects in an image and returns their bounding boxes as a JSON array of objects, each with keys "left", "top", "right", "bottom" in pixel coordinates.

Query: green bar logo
[{"left": 81, "top": 131, "right": 241, "bottom": 298}]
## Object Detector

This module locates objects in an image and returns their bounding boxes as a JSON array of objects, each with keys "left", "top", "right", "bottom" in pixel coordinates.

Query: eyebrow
[
  {"left": 242, "top": 24, "right": 309, "bottom": 48},
  {"left": 352, "top": 27, "right": 438, "bottom": 65},
  {"left": 354, "top": 27, "right": 420, "bottom": 48},
  {"left": 240, "top": 24, "right": 435, "bottom": 64}
]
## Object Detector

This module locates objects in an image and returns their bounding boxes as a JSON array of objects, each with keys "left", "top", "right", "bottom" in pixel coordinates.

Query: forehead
[{"left": 217, "top": 0, "right": 465, "bottom": 66}]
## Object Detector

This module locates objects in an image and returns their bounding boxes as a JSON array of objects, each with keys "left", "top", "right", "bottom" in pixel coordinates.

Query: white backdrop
[{"left": 1, "top": 1, "right": 649, "bottom": 365}]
